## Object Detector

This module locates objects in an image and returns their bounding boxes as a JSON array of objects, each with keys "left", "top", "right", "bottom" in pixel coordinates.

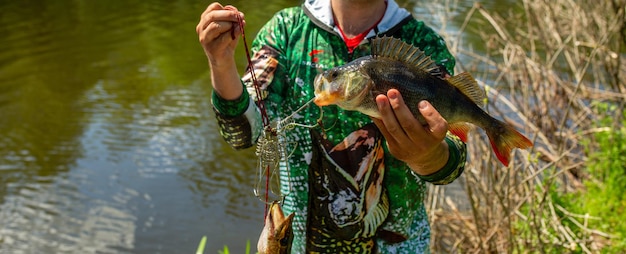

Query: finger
[
  {"left": 223, "top": 4, "right": 246, "bottom": 31},
  {"left": 206, "top": 2, "right": 224, "bottom": 11},
  {"left": 197, "top": 2, "right": 223, "bottom": 33},
  {"left": 201, "top": 11, "right": 241, "bottom": 32},
  {"left": 198, "top": 6, "right": 242, "bottom": 33},
  {"left": 206, "top": 21, "right": 236, "bottom": 37},
  {"left": 417, "top": 100, "right": 448, "bottom": 141},
  {"left": 372, "top": 117, "right": 402, "bottom": 155},
  {"left": 225, "top": 6, "right": 245, "bottom": 31},
  {"left": 223, "top": 5, "right": 239, "bottom": 12},
  {"left": 204, "top": 7, "right": 242, "bottom": 25},
  {"left": 375, "top": 93, "right": 406, "bottom": 142},
  {"left": 198, "top": 22, "right": 233, "bottom": 46},
  {"left": 385, "top": 89, "right": 427, "bottom": 143},
  {"left": 372, "top": 117, "right": 393, "bottom": 143}
]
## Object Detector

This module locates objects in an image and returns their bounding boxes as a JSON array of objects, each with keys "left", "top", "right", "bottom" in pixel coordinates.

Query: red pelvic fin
[{"left": 449, "top": 122, "right": 472, "bottom": 142}]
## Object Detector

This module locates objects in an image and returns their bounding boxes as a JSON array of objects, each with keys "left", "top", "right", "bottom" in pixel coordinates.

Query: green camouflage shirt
[{"left": 212, "top": 1, "right": 466, "bottom": 253}]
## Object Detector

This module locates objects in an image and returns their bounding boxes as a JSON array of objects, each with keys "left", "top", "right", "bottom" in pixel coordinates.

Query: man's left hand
[{"left": 372, "top": 89, "right": 449, "bottom": 176}]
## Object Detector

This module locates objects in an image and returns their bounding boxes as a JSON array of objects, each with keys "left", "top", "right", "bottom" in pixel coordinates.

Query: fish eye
[
  {"left": 327, "top": 69, "right": 339, "bottom": 80},
  {"left": 280, "top": 236, "right": 290, "bottom": 246}
]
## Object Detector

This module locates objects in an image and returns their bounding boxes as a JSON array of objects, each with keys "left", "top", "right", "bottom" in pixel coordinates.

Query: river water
[{"left": 0, "top": 0, "right": 512, "bottom": 253}]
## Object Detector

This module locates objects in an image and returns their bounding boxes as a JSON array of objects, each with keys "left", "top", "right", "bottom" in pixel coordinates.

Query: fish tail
[{"left": 485, "top": 120, "right": 533, "bottom": 166}]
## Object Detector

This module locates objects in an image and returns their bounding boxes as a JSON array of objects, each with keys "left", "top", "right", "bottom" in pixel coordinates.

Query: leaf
[{"left": 195, "top": 236, "right": 207, "bottom": 254}]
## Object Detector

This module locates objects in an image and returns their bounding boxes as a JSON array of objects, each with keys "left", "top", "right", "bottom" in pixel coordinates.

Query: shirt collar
[{"left": 304, "top": 0, "right": 412, "bottom": 37}]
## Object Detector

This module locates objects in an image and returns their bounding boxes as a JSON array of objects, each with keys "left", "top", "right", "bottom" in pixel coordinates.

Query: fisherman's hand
[
  {"left": 372, "top": 89, "right": 450, "bottom": 176},
  {"left": 196, "top": 2, "right": 245, "bottom": 69}
]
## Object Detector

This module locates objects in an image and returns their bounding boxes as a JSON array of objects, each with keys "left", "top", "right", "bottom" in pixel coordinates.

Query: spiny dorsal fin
[
  {"left": 371, "top": 36, "right": 441, "bottom": 76},
  {"left": 447, "top": 72, "right": 486, "bottom": 106},
  {"left": 371, "top": 37, "right": 485, "bottom": 106}
]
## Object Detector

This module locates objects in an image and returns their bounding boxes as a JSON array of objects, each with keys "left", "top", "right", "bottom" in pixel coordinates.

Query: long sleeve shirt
[{"left": 211, "top": 0, "right": 466, "bottom": 252}]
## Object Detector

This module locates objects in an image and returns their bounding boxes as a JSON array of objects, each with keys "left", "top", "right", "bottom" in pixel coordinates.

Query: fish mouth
[
  {"left": 268, "top": 201, "right": 292, "bottom": 226},
  {"left": 313, "top": 75, "right": 342, "bottom": 106},
  {"left": 258, "top": 201, "right": 294, "bottom": 254},
  {"left": 313, "top": 92, "right": 340, "bottom": 106}
]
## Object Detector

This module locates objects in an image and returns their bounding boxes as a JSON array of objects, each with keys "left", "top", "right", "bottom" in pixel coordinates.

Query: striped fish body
[{"left": 314, "top": 37, "right": 532, "bottom": 166}]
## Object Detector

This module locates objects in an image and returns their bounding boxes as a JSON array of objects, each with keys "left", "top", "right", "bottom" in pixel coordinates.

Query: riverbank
[{"left": 427, "top": 0, "right": 626, "bottom": 253}]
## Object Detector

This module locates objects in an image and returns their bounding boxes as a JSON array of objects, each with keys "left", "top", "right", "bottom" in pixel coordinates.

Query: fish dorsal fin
[
  {"left": 371, "top": 36, "right": 441, "bottom": 76},
  {"left": 370, "top": 37, "right": 486, "bottom": 105},
  {"left": 447, "top": 72, "right": 486, "bottom": 106}
]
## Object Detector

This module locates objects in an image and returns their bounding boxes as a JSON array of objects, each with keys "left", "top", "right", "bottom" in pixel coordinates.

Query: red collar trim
[{"left": 334, "top": 3, "right": 387, "bottom": 53}]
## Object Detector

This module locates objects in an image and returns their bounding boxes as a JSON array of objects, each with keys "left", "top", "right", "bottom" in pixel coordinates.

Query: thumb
[{"left": 418, "top": 100, "right": 448, "bottom": 140}]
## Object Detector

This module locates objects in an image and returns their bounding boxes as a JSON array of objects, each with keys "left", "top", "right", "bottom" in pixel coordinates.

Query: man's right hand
[
  {"left": 196, "top": 3, "right": 245, "bottom": 69},
  {"left": 196, "top": 2, "right": 246, "bottom": 101}
]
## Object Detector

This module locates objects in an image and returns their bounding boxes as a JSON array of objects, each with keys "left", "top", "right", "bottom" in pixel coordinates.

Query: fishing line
[
  {"left": 228, "top": 7, "right": 273, "bottom": 219},
  {"left": 231, "top": 9, "right": 322, "bottom": 220},
  {"left": 229, "top": 7, "right": 325, "bottom": 220}
]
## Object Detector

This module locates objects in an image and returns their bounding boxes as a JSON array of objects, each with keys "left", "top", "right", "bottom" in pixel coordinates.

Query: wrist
[
  {"left": 407, "top": 140, "right": 449, "bottom": 175},
  {"left": 208, "top": 55, "right": 237, "bottom": 71},
  {"left": 209, "top": 59, "right": 243, "bottom": 101},
  {"left": 212, "top": 81, "right": 250, "bottom": 117}
]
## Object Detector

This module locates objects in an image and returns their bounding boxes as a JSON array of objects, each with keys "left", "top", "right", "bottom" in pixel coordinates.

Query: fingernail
[
  {"left": 376, "top": 98, "right": 385, "bottom": 108},
  {"left": 388, "top": 91, "right": 397, "bottom": 100},
  {"left": 419, "top": 100, "right": 428, "bottom": 109}
]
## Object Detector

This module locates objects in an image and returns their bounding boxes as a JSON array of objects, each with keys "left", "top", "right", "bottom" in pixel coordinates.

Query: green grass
[
  {"left": 194, "top": 237, "right": 252, "bottom": 254},
  {"left": 509, "top": 103, "right": 626, "bottom": 253},
  {"left": 577, "top": 104, "right": 626, "bottom": 252},
  {"left": 559, "top": 103, "right": 626, "bottom": 252}
]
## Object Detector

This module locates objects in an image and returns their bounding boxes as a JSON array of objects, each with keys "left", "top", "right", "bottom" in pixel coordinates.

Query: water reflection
[
  {"left": 0, "top": 0, "right": 269, "bottom": 252},
  {"left": 0, "top": 0, "right": 507, "bottom": 253}
]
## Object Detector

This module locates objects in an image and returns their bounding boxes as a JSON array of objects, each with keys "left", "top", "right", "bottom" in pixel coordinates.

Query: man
[{"left": 196, "top": 0, "right": 466, "bottom": 252}]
